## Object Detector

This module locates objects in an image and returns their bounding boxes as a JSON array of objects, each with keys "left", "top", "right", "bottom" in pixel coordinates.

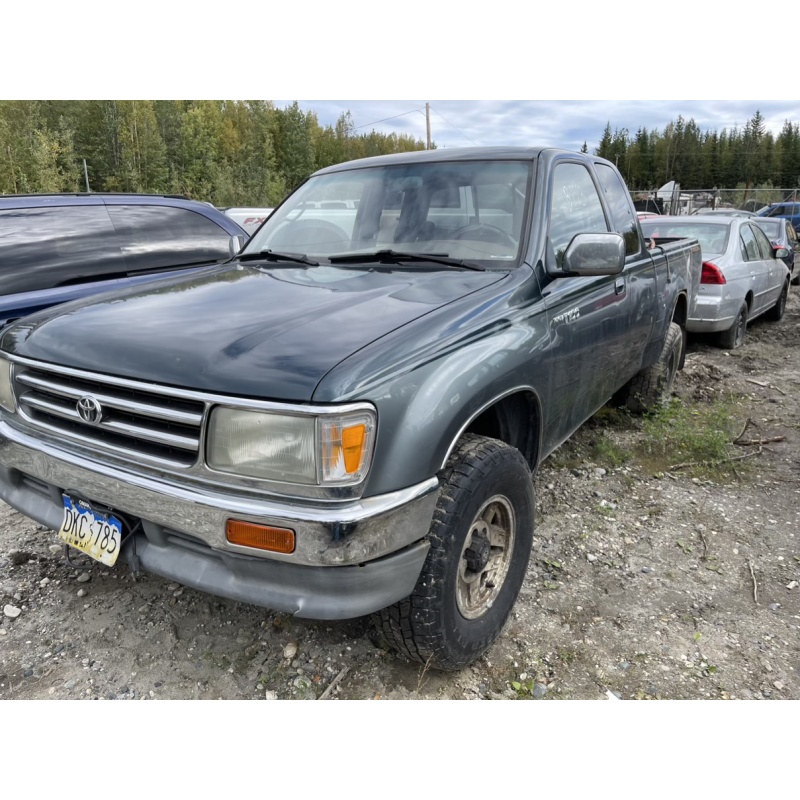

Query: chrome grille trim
[
  {"left": 20, "top": 393, "right": 200, "bottom": 451},
  {"left": 9, "top": 413, "right": 201, "bottom": 470},
  {"left": 13, "top": 362, "right": 205, "bottom": 468},
  {"left": 16, "top": 372, "right": 203, "bottom": 425}
]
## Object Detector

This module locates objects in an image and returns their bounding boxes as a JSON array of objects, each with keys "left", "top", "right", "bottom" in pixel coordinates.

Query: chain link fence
[{"left": 630, "top": 185, "right": 800, "bottom": 216}]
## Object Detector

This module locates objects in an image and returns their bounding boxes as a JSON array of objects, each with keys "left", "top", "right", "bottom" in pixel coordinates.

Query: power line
[
  {"left": 353, "top": 104, "right": 480, "bottom": 147},
  {"left": 428, "top": 105, "right": 479, "bottom": 146},
  {"left": 354, "top": 108, "right": 425, "bottom": 130}
]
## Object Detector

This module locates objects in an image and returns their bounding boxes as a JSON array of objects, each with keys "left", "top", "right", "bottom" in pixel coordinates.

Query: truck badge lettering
[{"left": 552, "top": 308, "right": 581, "bottom": 326}]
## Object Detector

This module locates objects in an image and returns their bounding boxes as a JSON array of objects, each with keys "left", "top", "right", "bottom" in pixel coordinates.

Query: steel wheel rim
[{"left": 456, "top": 495, "right": 516, "bottom": 620}]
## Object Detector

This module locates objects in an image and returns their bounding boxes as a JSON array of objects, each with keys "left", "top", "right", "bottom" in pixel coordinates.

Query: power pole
[
  {"left": 83, "top": 159, "right": 91, "bottom": 193},
  {"left": 425, "top": 103, "right": 431, "bottom": 150}
]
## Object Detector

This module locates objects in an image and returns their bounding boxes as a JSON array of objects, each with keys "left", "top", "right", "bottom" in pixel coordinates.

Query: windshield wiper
[
  {"left": 238, "top": 249, "right": 320, "bottom": 266},
  {"left": 328, "top": 250, "right": 485, "bottom": 271}
]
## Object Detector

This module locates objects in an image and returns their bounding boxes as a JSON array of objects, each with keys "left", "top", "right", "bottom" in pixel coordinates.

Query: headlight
[
  {"left": 0, "top": 357, "right": 15, "bottom": 413},
  {"left": 206, "top": 407, "right": 376, "bottom": 486}
]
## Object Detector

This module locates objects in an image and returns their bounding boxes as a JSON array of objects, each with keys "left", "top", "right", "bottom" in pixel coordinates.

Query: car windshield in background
[
  {"left": 691, "top": 209, "right": 755, "bottom": 217},
  {"left": 753, "top": 219, "right": 782, "bottom": 239},
  {"left": 242, "top": 160, "right": 532, "bottom": 268},
  {"left": 640, "top": 220, "right": 731, "bottom": 255}
]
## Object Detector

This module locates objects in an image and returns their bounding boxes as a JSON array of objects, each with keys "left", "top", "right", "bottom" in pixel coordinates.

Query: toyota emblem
[{"left": 77, "top": 395, "right": 103, "bottom": 425}]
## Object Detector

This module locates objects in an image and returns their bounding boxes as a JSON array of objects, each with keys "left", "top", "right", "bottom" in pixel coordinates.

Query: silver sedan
[{"left": 640, "top": 215, "right": 791, "bottom": 349}]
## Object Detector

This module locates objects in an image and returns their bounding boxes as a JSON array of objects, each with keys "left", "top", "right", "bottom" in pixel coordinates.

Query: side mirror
[
  {"left": 561, "top": 233, "right": 625, "bottom": 276},
  {"left": 773, "top": 245, "right": 790, "bottom": 259},
  {"left": 229, "top": 234, "right": 247, "bottom": 258}
]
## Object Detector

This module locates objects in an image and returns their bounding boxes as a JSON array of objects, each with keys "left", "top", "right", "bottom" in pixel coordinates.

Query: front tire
[{"left": 376, "top": 434, "right": 534, "bottom": 671}]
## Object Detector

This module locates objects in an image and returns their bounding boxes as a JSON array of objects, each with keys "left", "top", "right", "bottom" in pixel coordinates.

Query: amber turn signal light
[
  {"left": 226, "top": 520, "right": 296, "bottom": 554},
  {"left": 341, "top": 423, "right": 366, "bottom": 474}
]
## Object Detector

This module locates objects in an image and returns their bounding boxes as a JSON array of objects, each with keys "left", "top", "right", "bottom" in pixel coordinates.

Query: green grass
[
  {"left": 635, "top": 396, "right": 744, "bottom": 478},
  {"left": 548, "top": 393, "right": 747, "bottom": 482},
  {"left": 590, "top": 432, "right": 631, "bottom": 468}
]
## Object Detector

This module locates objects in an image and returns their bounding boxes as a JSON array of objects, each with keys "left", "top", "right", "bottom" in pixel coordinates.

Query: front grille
[{"left": 13, "top": 363, "right": 206, "bottom": 468}]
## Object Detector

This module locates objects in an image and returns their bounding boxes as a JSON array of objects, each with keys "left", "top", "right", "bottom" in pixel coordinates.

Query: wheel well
[
  {"left": 745, "top": 291, "right": 753, "bottom": 311},
  {"left": 672, "top": 292, "right": 687, "bottom": 328},
  {"left": 671, "top": 293, "right": 688, "bottom": 368},
  {"left": 462, "top": 391, "right": 540, "bottom": 470}
]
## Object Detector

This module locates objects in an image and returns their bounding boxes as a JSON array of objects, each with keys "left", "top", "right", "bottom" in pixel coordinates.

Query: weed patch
[
  {"left": 590, "top": 432, "right": 631, "bottom": 468},
  {"left": 635, "top": 397, "right": 745, "bottom": 478}
]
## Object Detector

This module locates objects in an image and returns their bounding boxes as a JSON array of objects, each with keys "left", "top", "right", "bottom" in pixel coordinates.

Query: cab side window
[
  {"left": 594, "top": 163, "right": 640, "bottom": 256},
  {"left": 107, "top": 205, "right": 232, "bottom": 271},
  {"left": 548, "top": 162, "right": 609, "bottom": 268}
]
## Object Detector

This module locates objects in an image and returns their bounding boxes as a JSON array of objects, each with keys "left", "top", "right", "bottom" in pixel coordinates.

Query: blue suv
[
  {"left": 0, "top": 193, "right": 247, "bottom": 328},
  {"left": 756, "top": 201, "right": 800, "bottom": 230}
]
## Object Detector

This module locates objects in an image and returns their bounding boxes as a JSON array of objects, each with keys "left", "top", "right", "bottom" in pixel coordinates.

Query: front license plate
[{"left": 58, "top": 495, "right": 123, "bottom": 567}]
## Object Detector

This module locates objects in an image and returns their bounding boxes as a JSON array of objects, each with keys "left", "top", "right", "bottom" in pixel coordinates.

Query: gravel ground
[{"left": 1, "top": 291, "right": 798, "bottom": 701}]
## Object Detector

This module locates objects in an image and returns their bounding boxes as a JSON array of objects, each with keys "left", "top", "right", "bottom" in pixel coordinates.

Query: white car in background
[
  {"left": 640, "top": 215, "right": 791, "bottom": 349},
  {"left": 220, "top": 207, "right": 274, "bottom": 235}
]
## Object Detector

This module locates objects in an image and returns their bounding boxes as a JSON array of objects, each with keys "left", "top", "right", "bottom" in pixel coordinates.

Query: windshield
[
  {"left": 243, "top": 160, "right": 532, "bottom": 267},
  {"left": 640, "top": 220, "right": 731, "bottom": 255},
  {"left": 753, "top": 219, "right": 781, "bottom": 239}
]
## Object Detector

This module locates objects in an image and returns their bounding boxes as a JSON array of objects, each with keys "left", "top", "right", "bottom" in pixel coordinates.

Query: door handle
[{"left": 615, "top": 277, "right": 626, "bottom": 295}]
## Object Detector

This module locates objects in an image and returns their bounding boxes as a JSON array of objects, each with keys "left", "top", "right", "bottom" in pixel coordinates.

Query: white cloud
[{"left": 279, "top": 100, "right": 800, "bottom": 154}]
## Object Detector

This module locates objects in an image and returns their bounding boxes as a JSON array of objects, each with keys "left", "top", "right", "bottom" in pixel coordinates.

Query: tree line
[
  {"left": 0, "top": 101, "right": 426, "bottom": 206},
  {"left": 3, "top": 103, "right": 799, "bottom": 204},
  {"left": 591, "top": 110, "right": 800, "bottom": 192}
]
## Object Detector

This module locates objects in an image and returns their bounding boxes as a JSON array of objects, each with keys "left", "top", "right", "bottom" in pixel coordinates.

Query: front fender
[{"left": 353, "top": 322, "right": 546, "bottom": 497}]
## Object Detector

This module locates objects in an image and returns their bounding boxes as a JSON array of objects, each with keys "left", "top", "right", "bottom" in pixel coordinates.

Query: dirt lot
[{"left": 1, "top": 293, "right": 799, "bottom": 701}]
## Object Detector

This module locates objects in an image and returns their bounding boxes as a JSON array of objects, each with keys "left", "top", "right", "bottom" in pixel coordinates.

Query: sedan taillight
[{"left": 701, "top": 261, "right": 727, "bottom": 285}]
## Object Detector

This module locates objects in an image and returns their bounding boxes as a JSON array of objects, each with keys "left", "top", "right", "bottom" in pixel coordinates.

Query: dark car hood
[{"left": 2, "top": 263, "right": 505, "bottom": 401}]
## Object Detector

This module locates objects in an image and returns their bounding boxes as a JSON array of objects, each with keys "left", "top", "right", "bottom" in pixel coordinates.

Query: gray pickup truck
[{"left": 0, "top": 147, "right": 700, "bottom": 669}]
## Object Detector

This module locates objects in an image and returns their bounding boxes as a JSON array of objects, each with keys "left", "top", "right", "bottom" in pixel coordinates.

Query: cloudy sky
[
  {"left": 10, "top": 2, "right": 798, "bottom": 159},
  {"left": 274, "top": 100, "right": 799, "bottom": 154}
]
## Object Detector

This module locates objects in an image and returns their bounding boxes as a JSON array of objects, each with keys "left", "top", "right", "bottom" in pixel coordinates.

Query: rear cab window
[
  {"left": 594, "top": 163, "right": 641, "bottom": 256},
  {"left": 639, "top": 221, "right": 729, "bottom": 255}
]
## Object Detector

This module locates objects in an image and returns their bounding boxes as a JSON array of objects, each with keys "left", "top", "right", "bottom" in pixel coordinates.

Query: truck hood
[{"left": 2, "top": 263, "right": 506, "bottom": 401}]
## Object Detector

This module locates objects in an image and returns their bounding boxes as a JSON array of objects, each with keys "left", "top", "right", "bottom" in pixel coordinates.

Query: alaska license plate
[{"left": 58, "top": 495, "right": 122, "bottom": 567}]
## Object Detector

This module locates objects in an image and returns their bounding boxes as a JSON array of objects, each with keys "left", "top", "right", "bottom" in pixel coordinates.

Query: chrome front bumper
[{"left": 0, "top": 421, "right": 437, "bottom": 618}]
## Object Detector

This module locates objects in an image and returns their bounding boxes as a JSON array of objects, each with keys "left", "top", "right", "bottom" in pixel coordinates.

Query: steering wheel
[{"left": 451, "top": 223, "right": 516, "bottom": 248}]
